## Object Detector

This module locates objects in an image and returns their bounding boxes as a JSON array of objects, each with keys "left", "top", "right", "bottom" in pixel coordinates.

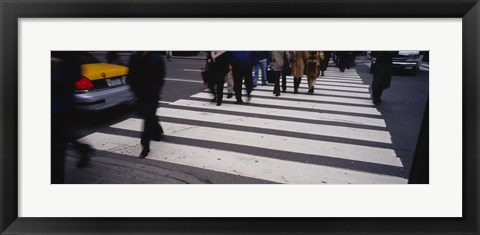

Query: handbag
[{"left": 266, "top": 64, "right": 276, "bottom": 83}]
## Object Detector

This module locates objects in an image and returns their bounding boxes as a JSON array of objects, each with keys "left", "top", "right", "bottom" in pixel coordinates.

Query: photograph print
[{"left": 51, "top": 50, "right": 429, "bottom": 184}]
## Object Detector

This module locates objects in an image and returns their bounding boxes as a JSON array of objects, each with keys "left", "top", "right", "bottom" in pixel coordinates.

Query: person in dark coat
[
  {"left": 320, "top": 51, "right": 332, "bottom": 76},
  {"left": 207, "top": 51, "right": 229, "bottom": 106},
  {"left": 127, "top": 51, "right": 166, "bottom": 158},
  {"left": 51, "top": 53, "right": 92, "bottom": 184},
  {"left": 106, "top": 51, "right": 124, "bottom": 65},
  {"left": 229, "top": 51, "right": 257, "bottom": 104},
  {"left": 336, "top": 51, "right": 352, "bottom": 72},
  {"left": 371, "top": 51, "right": 397, "bottom": 106}
]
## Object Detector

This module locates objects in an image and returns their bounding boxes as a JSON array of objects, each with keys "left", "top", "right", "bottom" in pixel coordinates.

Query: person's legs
[
  {"left": 208, "top": 77, "right": 216, "bottom": 102},
  {"left": 371, "top": 75, "right": 383, "bottom": 105},
  {"left": 225, "top": 70, "right": 234, "bottom": 98},
  {"left": 215, "top": 72, "right": 226, "bottom": 106},
  {"left": 273, "top": 71, "right": 281, "bottom": 96},
  {"left": 140, "top": 100, "right": 157, "bottom": 157},
  {"left": 244, "top": 67, "right": 253, "bottom": 101},
  {"left": 253, "top": 63, "right": 260, "bottom": 87},
  {"left": 232, "top": 70, "right": 243, "bottom": 103},
  {"left": 51, "top": 114, "right": 67, "bottom": 184},
  {"left": 260, "top": 60, "right": 267, "bottom": 85},
  {"left": 281, "top": 70, "right": 287, "bottom": 92}
]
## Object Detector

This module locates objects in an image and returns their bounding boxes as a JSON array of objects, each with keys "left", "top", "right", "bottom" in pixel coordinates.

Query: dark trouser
[
  {"left": 139, "top": 99, "right": 163, "bottom": 150},
  {"left": 372, "top": 75, "right": 385, "bottom": 103},
  {"left": 52, "top": 114, "right": 68, "bottom": 184},
  {"left": 208, "top": 71, "right": 226, "bottom": 104},
  {"left": 320, "top": 58, "right": 329, "bottom": 74},
  {"left": 52, "top": 113, "right": 91, "bottom": 184},
  {"left": 233, "top": 68, "right": 253, "bottom": 101},
  {"left": 273, "top": 71, "right": 282, "bottom": 95},
  {"left": 293, "top": 77, "right": 302, "bottom": 93}
]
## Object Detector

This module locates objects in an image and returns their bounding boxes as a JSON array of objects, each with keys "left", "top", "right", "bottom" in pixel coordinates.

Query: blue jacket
[{"left": 229, "top": 51, "right": 256, "bottom": 71}]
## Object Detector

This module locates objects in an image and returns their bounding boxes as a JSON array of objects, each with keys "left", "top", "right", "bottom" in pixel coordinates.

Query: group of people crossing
[{"left": 205, "top": 51, "right": 361, "bottom": 106}]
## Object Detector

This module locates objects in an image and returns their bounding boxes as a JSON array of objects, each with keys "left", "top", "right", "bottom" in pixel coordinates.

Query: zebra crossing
[{"left": 78, "top": 68, "right": 408, "bottom": 184}]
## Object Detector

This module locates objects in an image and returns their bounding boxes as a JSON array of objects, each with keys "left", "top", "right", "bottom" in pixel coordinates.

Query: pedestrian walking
[
  {"left": 281, "top": 51, "right": 295, "bottom": 92},
  {"left": 253, "top": 51, "right": 270, "bottom": 87},
  {"left": 336, "top": 51, "right": 350, "bottom": 72},
  {"left": 269, "top": 51, "right": 291, "bottom": 96},
  {"left": 229, "top": 51, "right": 257, "bottom": 104},
  {"left": 320, "top": 51, "right": 332, "bottom": 76},
  {"left": 51, "top": 53, "right": 92, "bottom": 184},
  {"left": 166, "top": 51, "right": 173, "bottom": 61},
  {"left": 126, "top": 51, "right": 166, "bottom": 158},
  {"left": 370, "top": 51, "right": 396, "bottom": 106},
  {"left": 291, "top": 51, "right": 309, "bottom": 93},
  {"left": 206, "top": 51, "right": 229, "bottom": 106},
  {"left": 305, "top": 51, "right": 324, "bottom": 94}
]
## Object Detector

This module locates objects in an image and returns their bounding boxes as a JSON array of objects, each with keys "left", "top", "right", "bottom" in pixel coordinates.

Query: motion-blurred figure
[
  {"left": 127, "top": 52, "right": 166, "bottom": 158},
  {"left": 106, "top": 51, "right": 124, "bottom": 65},
  {"left": 370, "top": 51, "right": 396, "bottom": 106},
  {"left": 51, "top": 53, "right": 92, "bottom": 184},
  {"left": 166, "top": 51, "right": 173, "bottom": 61}
]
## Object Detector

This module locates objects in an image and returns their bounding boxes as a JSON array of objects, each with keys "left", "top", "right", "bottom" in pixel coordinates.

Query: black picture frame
[{"left": 1, "top": 0, "right": 478, "bottom": 234}]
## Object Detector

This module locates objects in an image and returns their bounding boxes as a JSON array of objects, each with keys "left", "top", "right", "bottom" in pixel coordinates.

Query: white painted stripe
[
  {"left": 310, "top": 81, "right": 369, "bottom": 88},
  {"left": 322, "top": 74, "right": 363, "bottom": 79},
  {"left": 280, "top": 82, "right": 369, "bottom": 91},
  {"left": 308, "top": 85, "right": 369, "bottom": 92},
  {"left": 215, "top": 90, "right": 374, "bottom": 106},
  {"left": 111, "top": 119, "right": 402, "bottom": 167},
  {"left": 183, "top": 69, "right": 203, "bottom": 72},
  {"left": 159, "top": 101, "right": 171, "bottom": 104},
  {"left": 191, "top": 93, "right": 381, "bottom": 116},
  {"left": 280, "top": 80, "right": 369, "bottom": 88},
  {"left": 165, "top": 77, "right": 204, "bottom": 84},
  {"left": 168, "top": 99, "right": 386, "bottom": 127},
  {"left": 79, "top": 132, "right": 407, "bottom": 184},
  {"left": 252, "top": 85, "right": 371, "bottom": 98},
  {"left": 158, "top": 107, "right": 392, "bottom": 144},
  {"left": 285, "top": 75, "right": 362, "bottom": 81},
  {"left": 310, "top": 78, "right": 364, "bottom": 84}
]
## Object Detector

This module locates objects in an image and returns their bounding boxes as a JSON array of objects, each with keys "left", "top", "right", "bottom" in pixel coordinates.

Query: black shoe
[
  {"left": 234, "top": 100, "right": 243, "bottom": 104},
  {"left": 261, "top": 82, "right": 266, "bottom": 86},
  {"left": 139, "top": 148, "right": 150, "bottom": 158},
  {"left": 282, "top": 88, "right": 286, "bottom": 93},
  {"left": 294, "top": 88, "right": 298, "bottom": 94},
  {"left": 227, "top": 93, "right": 233, "bottom": 98},
  {"left": 373, "top": 99, "right": 382, "bottom": 106},
  {"left": 216, "top": 102, "right": 221, "bottom": 106},
  {"left": 247, "top": 94, "right": 251, "bottom": 102},
  {"left": 275, "top": 93, "right": 280, "bottom": 97}
]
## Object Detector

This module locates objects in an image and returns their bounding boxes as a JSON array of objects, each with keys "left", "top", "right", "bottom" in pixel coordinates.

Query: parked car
[
  {"left": 370, "top": 51, "right": 425, "bottom": 75},
  {"left": 52, "top": 51, "right": 134, "bottom": 111}
]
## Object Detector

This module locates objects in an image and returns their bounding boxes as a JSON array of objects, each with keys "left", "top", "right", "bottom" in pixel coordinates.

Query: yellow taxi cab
[{"left": 52, "top": 51, "right": 134, "bottom": 111}]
